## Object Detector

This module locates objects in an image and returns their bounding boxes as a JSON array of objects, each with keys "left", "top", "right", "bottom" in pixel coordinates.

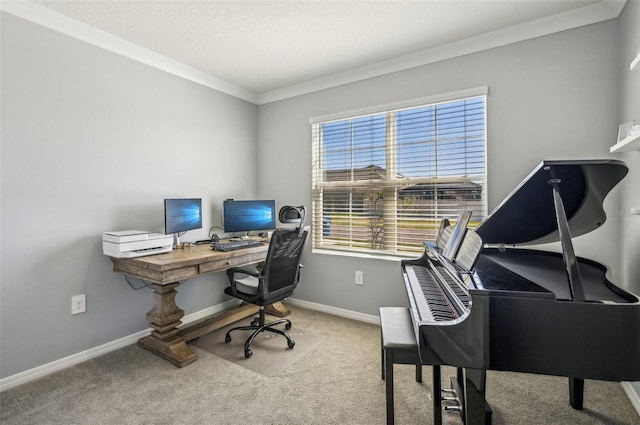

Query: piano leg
[
  {"left": 463, "top": 368, "right": 492, "bottom": 425},
  {"left": 433, "top": 365, "right": 442, "bottom": 425},
  {"left": 569, "top": 377, "right": 584, "bottom": 410},
  {"left": 385, "top": 350, "right": 394, "bottom": 425}
]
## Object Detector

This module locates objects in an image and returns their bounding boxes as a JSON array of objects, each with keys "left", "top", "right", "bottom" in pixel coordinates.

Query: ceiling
[{"left": 3, "top": 1, "right": 627, "bottom": 104}]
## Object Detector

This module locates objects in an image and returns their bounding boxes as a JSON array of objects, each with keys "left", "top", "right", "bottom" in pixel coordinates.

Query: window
[{"left": 311, "top": 87, "right": 487, "bottom": 257}]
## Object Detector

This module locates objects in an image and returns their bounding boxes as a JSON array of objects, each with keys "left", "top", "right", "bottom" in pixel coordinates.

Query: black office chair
[{"left": 224, "top": 206, "right": 309, "bottom": 358}]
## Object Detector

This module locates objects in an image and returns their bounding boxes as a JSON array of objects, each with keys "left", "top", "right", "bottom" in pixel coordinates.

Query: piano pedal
[{"left": 441, "top": 387, "right": 462, "bottom": 414}]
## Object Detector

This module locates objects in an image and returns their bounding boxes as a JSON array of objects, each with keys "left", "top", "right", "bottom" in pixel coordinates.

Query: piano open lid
[{"left": 475, "top": 159, "right": 628, "bottom": 246}]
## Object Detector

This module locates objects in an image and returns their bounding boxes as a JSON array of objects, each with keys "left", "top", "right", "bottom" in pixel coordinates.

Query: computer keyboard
[{"left": 211, "top": 239, "right": 264, "bottom": 251}]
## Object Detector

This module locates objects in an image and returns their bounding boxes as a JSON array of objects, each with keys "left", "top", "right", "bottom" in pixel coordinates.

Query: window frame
[{"left": 310, "top": 86, "right": 488, "bottom": 258}]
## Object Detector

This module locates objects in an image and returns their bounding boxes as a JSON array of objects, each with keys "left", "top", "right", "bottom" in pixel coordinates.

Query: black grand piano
[{"left": 401, "top": 159, "right": 640, "bottom": 425}]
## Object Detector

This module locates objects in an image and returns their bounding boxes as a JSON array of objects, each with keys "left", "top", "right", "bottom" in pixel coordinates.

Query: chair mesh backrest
[{"left": 262, "top": 228, "right": 308, "bottom": 296}]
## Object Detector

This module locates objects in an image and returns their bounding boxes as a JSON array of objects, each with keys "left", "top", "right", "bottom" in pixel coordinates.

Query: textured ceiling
[{"left": 27, "top": 0, "right": 617, "bottom": 98}]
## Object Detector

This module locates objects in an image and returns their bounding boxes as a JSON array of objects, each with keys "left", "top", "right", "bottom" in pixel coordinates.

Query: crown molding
[
  {"left": 0, "top": 0, "right": 258, "bottom": 104},
  {"left": 1, "top": 0, "right": 626, "bottom": 106},
  {"left": 257, "top": 0, "right": 626, "bottom": 105}
]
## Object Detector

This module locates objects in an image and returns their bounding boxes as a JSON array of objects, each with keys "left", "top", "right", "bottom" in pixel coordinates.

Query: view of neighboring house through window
[{"left": 311, "top": 87, "right": 488, "bottom": 256}]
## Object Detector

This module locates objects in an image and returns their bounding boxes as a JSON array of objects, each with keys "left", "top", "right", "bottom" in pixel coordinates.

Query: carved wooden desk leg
[{"left": 136, "top": 282, "right": 197, "bottom": 368}]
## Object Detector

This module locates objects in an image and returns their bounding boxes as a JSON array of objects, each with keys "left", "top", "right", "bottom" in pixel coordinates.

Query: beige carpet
[
  {"left": 193, "top": 320, "right": 326, "bottom": 376},
  {"left": 0, "top": 306, "right": 638, "bottom": 425}
]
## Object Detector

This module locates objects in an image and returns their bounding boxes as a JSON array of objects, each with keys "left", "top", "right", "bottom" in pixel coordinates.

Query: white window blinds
[{"left": 311, "top": 88, "right": 488, "bottom": 256}]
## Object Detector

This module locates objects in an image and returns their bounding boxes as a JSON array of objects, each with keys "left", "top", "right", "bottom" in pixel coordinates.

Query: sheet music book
[
  {"left": 454, "top": 229, "right": 483, "bottom": 272},
  {"left": 442, "top": 211, "right": 472, "bottom": 261},
  {"left": 434, "top": 217, "right": 451, "bottom": 249}
]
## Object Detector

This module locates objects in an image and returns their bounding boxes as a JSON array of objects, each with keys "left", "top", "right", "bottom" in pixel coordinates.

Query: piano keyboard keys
[
  {"left": 408, "top": 265, "right": 458, "bottom": 321},
  {"left": 434, "top": 265, "right": 470, "bottom": 307},
  {"left": 404, "top": 267, "right": 435, "bottom": 322}
]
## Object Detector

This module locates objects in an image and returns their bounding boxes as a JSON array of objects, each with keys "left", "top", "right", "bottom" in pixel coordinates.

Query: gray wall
[
  {"left": 1, "top": 6, "right": 637, "bottom": 386},
  {"left": 259, "top": 19, "right": 625, "bottom": 316},
  {"left": 0, "top": 13, "right": 259, "bottom": 378},
  {"left": 617, "top": 0, "right": 640, "bottom": 397}
]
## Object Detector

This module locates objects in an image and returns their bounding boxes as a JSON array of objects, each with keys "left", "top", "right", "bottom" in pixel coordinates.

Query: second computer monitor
[
  {"left": 164, "top": 198, "right": 203, "bottom": 235},
  {"left": 223, "top": 200, "right": 276, "bottom": 233}
]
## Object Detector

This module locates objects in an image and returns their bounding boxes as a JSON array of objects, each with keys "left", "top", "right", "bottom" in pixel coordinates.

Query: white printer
[{"left": 103, "top": 230, "right": 173, "bottom": 258}]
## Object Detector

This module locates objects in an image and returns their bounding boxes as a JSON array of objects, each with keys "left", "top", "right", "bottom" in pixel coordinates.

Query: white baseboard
[
  {"left": 2, "top": 297, "right": 639, "bottom": 421},
  {"left": 286, "top": 297, "right": 380, "bottom": 325},
  {"left": 0, "top": 299, "right": 240, "bottom": 392},
  {"left": 0, "top": 328, "right": 150, "bottom": 392}
]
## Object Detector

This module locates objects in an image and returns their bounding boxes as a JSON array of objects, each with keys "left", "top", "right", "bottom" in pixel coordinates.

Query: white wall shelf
[{"left": 610, "top": 131, "right": 640, "bottom": 153}]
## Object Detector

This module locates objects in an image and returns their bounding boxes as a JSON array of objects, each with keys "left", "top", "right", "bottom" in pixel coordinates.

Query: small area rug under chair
[{"left": 192, "top": 318, "right": 327, "bottom": 377}]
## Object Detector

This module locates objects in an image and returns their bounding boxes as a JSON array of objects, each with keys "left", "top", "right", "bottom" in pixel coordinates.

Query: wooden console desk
[{"left": 109, "top": 242, "right": 289, "bottom": 367}]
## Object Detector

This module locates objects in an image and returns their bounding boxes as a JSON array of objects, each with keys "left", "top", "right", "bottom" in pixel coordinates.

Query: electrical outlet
[
  {"left": 355, "top": 270, "right": 364, "bottom": 286},
  {"left": 71, "top": 294, "right": 86, "bottom": 315}
]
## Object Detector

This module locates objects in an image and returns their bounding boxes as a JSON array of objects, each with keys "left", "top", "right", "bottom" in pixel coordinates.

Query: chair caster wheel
[
  {"left": 225, "top": 334, "right": 231, "bottom": 343},
  {"left": 251, "top": 319, "right": 260, "bottom": 327},
  {"left": 288, "top": 340, "right": 295, "bottom": 349},
  {"left": 244, "top": 349, "right": 253, "bottom": 358},
  {"left": 285, "top": 322, "right": 292, "bottom": 330}
]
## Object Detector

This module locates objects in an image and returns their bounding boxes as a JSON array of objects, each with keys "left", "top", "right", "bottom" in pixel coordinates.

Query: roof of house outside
[{"left": 325, "top": 165, "right": 406, "bottom": 182}]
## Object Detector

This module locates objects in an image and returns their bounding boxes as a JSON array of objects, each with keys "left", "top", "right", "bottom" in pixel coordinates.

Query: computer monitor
[
  {"left": 164, "top": 198, "right": 202, "bottom": 239},
  {"left": 223, "top": 200, "right": 276, "bottom": 234}
]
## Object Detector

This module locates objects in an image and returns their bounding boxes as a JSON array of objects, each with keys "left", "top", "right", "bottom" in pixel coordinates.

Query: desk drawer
[{"left": 199, "top": 252, "right": 264, "bottom": 274}]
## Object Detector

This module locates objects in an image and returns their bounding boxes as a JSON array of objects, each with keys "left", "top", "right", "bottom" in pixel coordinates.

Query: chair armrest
[
  {"left": 225, "top": 266, "right": 264, "bottom": 301},
  {"left": 226, "top": 266, "right": 260, "bottom": 279}
]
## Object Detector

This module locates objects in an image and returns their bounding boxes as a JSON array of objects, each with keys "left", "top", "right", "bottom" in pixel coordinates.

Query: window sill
[{"left": 312, "top": 247, "right": 416, "bottom": 262}]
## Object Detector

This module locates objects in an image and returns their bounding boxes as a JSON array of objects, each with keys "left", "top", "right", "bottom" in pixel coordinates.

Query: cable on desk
[
  {"left": 124, "top": 276, "right": 188, "bottom": 290},
  {"left": 209, "top": 225, "right": 224, "bottom": 240},
  {"left": 125, "top": 275, "right": 154, "bottom": 291}
]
